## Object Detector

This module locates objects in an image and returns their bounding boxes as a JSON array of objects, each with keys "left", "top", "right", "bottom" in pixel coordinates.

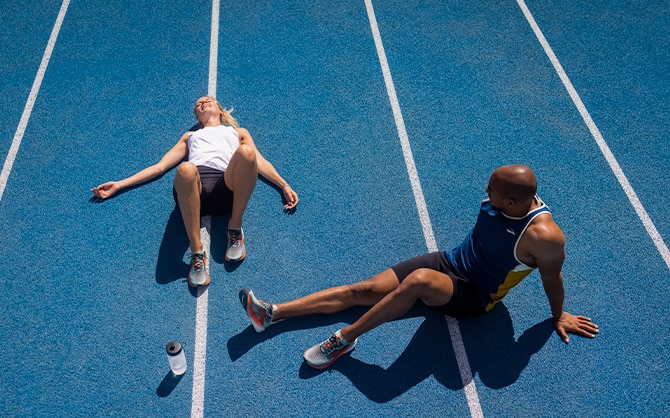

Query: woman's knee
[
  {"left": 175, "top": 162, "right": 198, "bottom": 181},
  {"left": 235, "top": 143, "right": 257, "bottom": 162}
]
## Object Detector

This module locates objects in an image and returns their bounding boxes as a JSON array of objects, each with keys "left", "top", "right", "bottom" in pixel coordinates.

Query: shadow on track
[{"left": 227, "top": 302, "right": 553, "bottom": 402}]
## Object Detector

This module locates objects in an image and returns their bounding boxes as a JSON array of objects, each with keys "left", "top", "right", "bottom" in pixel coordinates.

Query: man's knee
[
  {"left": 400, "top": 268, "right": 455, "bottom": 305},
  {"left": 401, "top": 269, "right": 441, "bottom": 293}
]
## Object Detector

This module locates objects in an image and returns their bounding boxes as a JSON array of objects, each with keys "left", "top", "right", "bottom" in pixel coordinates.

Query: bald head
[{"left": 489, "top": 164, "right": 537, "bottom": 204}]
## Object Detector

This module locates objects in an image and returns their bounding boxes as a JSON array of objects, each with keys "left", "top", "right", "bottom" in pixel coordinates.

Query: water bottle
[{"left": 166, "top": 341, "right": 187, "bottom": 375}]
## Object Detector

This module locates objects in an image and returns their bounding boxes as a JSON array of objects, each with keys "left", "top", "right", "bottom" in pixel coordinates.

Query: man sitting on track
[
  {"left": 239, "top": 164, "right": 598, "bottom": 369},
  {"left": 92, "top": 96, "right": 298, "bottom": 287}
]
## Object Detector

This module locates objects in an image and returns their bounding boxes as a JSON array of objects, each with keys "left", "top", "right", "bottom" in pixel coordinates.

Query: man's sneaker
[
  {"left": 225, "top": 228, "right": 246, "bottom": 262},
  {"left": 187, "top": 251, "right": 210, "bottom": 287},
  {"left": 239, "top": 288, "right": 279, "bottom": 333},
  {"left": 303, "top": 329, "right": 358, "bottom": 369}
]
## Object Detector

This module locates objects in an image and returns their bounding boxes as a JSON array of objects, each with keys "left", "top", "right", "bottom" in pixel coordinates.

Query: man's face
[{"left": 485, "top": 180, "right": 504, "bottom": 212}]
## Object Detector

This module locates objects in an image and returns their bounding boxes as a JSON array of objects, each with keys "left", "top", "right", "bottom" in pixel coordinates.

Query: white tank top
[{"left": 187, "top": 125, "right": 240, "bottom": 172}]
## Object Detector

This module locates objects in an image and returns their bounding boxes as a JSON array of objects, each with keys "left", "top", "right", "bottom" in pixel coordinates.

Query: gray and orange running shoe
[
  {"left": 239, "top": 288, "right": 279, "bottom": 333},
  {"left": 188, "top": 251, "right": 210, "bottom": 287},
  {"left": 225, "top": 228, "right": 246, "bottom": 262},
  {"left": 303, "top": 329, "right": 357, "bottom": 369}
]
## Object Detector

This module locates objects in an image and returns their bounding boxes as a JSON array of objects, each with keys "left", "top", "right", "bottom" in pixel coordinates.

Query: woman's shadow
[
  {"left": 155, "top": 206, "right": 190, "bottom": 285},
  {"left": 155, "top": 177, "right": 296, "bottom": 285},
  {"left": 154, "top": 206, "right": 241, "bottom": 286}
]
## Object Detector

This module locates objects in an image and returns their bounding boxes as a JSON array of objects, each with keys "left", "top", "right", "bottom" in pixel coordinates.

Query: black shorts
[
  {"left": 172, "top": 166, "right": 234, "bottom": 216},
  {"left": 390, "top": 252, "right": 486, "bottom": 319}
]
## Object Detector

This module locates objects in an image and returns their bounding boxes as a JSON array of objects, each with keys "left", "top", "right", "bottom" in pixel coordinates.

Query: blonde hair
[{"left": 193, "top": 96, "right": 239, "bottom": 128}]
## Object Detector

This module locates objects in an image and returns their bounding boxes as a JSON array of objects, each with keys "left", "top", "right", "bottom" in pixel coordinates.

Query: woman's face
[{"left": 194, "top": 96, "right": 221, "bottom": 121}]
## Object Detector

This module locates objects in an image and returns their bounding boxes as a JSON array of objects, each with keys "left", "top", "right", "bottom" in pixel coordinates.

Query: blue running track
[{"left": 1, "top": 0, "right": 668, "bottom": 416}]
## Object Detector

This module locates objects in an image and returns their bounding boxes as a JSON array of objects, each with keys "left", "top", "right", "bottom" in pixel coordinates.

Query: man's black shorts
[
  {"left": 390, "top": 251, "right": 486, "bottom": 319},
  {"left": 173, "top": 165, "right": 234, "bottom": 216}
]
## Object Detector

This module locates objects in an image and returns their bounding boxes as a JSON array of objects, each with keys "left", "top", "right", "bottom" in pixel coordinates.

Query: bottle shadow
[{"left": 156, "top": 371, "right": 185, "bottom": 397}]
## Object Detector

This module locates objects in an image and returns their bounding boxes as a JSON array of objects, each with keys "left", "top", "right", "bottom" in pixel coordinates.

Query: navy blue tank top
[{"left": 445, "top": 197, "right": 551, "bottom": 311}]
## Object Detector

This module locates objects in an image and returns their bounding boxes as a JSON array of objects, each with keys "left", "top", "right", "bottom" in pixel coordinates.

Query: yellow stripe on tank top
[{"left": 485, "top": 265, "right": 534, "bottom": 312}]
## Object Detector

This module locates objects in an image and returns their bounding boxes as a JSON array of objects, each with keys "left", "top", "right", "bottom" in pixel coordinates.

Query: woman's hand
[
  {"left": 91, "top": 181, "right": 120, "bottom": 200},
  {"left": 282, "top": 184, "right": 299, "bottom": 210}
]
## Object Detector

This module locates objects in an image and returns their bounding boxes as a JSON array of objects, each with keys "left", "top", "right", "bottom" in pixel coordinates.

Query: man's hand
[{"left": 554, "top": 311, "right": 599, "bottom": 343}]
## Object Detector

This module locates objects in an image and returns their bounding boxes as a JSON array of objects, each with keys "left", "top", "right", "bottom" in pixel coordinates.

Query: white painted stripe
[
  {"left": 209, "top": 0, "right": 220, "bottom": 98},
  {"left": 363, "top": 1, "right": 484, "bottom": 417},
  {"left": 363, "top": 0, "right": 437, "bottom": 254},
  {"left": 516, "top": 0, "right": 670, "bottom": 271},
  {"left": 191, "top": 0, "right": 221, "bottom": 415},
  {"left": 191, "top": 219, "right": 211, "bottom": 418},
  {"left": 0, "top": 0, "right": 70, "bottom": 202},
  {"left": 448, "top": 316, "right": 484, "bottom": 418}
]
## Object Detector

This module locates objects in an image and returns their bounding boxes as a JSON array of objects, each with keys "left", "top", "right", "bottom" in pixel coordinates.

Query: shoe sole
[
  {"left": 240, "top": 289, "right": 266, "bottom": 333},
  {"left": 225, "top": 246, "right": 246, "bottom": 262},
  {"left": 188, "top": 273, "right": 210, "bottom": 288},
  {"left": 303, "top": 340, "right": 357, "bottom": 369}
]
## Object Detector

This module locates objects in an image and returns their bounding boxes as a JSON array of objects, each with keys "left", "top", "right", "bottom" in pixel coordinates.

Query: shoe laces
[
  {"left": 320, "top": 335, "right": 344, "bottom": 355},
  {"left": 191, "top": 252, "right": 205, "bottom": 271},
  {"left": 256, "top": 299, "right": 273, "bottom": 321},
  {"left": 228, "top": 229, "right": 243, "bottom": 247}
]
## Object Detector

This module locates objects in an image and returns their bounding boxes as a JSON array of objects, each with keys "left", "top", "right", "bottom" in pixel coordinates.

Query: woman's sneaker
[
  {"left": 225, "top": 228, "right": 246, "bottom": 262},
  {"left": 303, "top": 329, "right": 357, "bottom": 369},
  {"left": 187, "top": 251, "right": 210, "bottom": 287},
  {"left": 239, "top": 288, "right": 279, "bottom": 333}
]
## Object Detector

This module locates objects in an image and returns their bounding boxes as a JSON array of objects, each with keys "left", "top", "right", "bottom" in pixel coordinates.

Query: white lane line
[
  {"left": 363, "top": 1, "right": 484, "bottom": 417},
  {"left": 0, "top": 0, "right": 71, "bottom": 202},
  {"left": 516, "top": 0, "right": 670, "bottom": 271},
  {"left": 191, "top": 1, "right": 221, "bottom": 416},
  {"left": 191, "top": 219, "right": 211, "bottom": 418},
  {"left": 208, "top": 0, "right": 220, "bottom": 98}
]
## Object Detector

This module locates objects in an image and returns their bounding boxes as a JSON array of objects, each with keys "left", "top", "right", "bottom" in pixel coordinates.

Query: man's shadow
[
  {"left": 227, "top": 303, "right": 553, "bottom": 403},
  {"left": 458, "top": 304, "right": 555, "bottom": 389}
]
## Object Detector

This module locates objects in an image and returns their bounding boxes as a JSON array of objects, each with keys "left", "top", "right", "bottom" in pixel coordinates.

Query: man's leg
[
  {"left": 302, "top": 267, "right": 455, "bottom": 368},
  {"left": 273, "top": 268, "right": 403, "bottom": 320},
  {"left": 224, "top": 143, "right": 258, "bottom": 229},
  {"left": 339, "top": 268, "right": 455, "bottom": 342},
  {"left": 174, "top": 162, "right": 203, "bottom": 252},
  {"left": 240, "top": 268, "right": 402, "bottom": 332}
]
